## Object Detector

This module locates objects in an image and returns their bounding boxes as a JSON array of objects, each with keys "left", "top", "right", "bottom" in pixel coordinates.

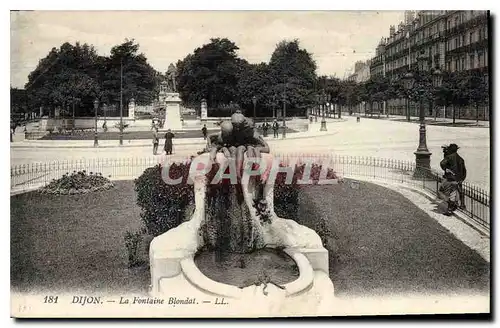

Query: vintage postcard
[{"left": 10, "top": 10, "right": 490, "bottom": 318}]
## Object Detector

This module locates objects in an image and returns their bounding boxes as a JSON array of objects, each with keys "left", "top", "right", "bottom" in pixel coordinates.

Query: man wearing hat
[{"left": 440, "top": 143, "right": 467, "bottom": 210}]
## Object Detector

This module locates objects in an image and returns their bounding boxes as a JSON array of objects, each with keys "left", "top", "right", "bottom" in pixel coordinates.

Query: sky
[{"left": 10, "top": 10, "right": 405, "bottom": 89}]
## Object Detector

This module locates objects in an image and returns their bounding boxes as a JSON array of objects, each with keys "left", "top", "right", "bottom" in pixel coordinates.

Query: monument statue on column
[{"left": 162, "top": 63, "right": 182, "bottom": 130}]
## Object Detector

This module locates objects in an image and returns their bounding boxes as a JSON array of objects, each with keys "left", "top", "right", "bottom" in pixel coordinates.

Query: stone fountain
[{"left": 149, "top": 113, "right": 336, "bottom": 317}]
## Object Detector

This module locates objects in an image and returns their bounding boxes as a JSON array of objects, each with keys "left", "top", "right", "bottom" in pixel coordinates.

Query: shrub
[
  {"left": 134, "top": 160, "right": 339, "bottom": 237},
  {"left": 39, "top": 171, "right": 114, "bottom": 195},
  {"left": 134, "top": 163, "right": 195, "bottom": 237}
]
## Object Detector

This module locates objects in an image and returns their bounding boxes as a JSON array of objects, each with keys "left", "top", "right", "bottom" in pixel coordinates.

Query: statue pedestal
[{"left": 164, "top": 93, "right": 183, "bottom": 130}]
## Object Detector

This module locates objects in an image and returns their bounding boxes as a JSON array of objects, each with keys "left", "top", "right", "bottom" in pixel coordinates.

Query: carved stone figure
[
  {"left": 165, "top": 63, "right": 177, "bottom": 92},
  {"left": 198, "top": 112, "right": 270, "bottom": 177}
]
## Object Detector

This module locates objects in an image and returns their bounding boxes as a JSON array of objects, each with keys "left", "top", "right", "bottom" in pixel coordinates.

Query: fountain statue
[{"left": 149, "top": 112, "right": 336, "bottom": 316}]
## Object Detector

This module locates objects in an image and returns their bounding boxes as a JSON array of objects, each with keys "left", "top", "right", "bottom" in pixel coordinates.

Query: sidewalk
[
  {"left": 10, "top": 119, "right": 347, "bottom": 149},
  {"left": 358, "top": 113, "right": 489, "bottom": 128}
]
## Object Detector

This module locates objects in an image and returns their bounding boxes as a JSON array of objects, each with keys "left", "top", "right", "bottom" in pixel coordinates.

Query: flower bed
[{"left": 39, "top": 170, "right": 114, "bottom": 195}]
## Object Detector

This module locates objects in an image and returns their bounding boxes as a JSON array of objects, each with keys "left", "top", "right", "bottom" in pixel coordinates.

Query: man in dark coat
[
  {"left": 272, "top": 119, "right": 279, "bottom": 138},
  {"left": 164, "top": 129, "right": 175, "bottom": 155},
  {"left": 262, "top": 120, "right": 269, "bottom": 137},
  {"left": 440, "top": 143, "right": 467, "bottom": 209},
  {"left": 201, "top": 124, "right": 208, "bottom": 140}
]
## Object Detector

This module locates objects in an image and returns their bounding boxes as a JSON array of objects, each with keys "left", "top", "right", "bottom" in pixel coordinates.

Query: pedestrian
[
  {"left": 152, "top": 128, "right": 159, "bottom": 155},
  {"left": 272, "top": 119, "right": 279, "bottom": 138},
  {"left": 262, "top": 120, "right": 269, "bottom": 137},
  {"left": 440, "top": 143, "right": 467, "bottom": 209},
  {"left": 201, "top": 124, "right": 208, "bottom": 140},
  {"left": 164, "top": 129, "right": 175, "bottom": 155}
]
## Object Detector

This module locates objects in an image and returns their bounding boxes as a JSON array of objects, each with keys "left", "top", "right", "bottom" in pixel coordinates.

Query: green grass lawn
[
  {"left": 10, "top": 181, "right": 149, "bottom": 295},
  {"left": 297, "top": 180, "right": 490, "bottom": 297},
  {"left": 10, "top": 179, "right": 489, "bottom": 297}
]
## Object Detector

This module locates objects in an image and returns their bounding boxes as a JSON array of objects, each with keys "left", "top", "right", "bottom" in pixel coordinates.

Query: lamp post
[
  {"left": 320, "top": 92, "right": 329, "bottom": 131},
  {"left": 272, "top": 93, "right": 277, "bottom": 119},
  {"left": 119, "top": 58, "right": 124, "bottom": 146},
  {"left": 315, "top": 94, "right": 320, "bottom": 123},
  {"left": 93, "top": 98, "right": 99, "bottom": 147},
  {"left": 252, "top": 95, "right": 257, "bottom": 123},
  {"left": 402, "top": 51, "right": 435, "bottom": 178},
  {"left": 432, "top": 69, "right": 443, "bottom": 122},
  {"left": 337, "top": 97, "right": 341, "bottom": 119},
  {"left": 282, "top": 83, "right": 286, "bottom": 139}
]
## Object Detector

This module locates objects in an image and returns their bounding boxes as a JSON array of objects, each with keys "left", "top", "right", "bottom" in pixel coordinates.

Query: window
[
  {"left": 455, "top": 37, "right": 459, "bottom": 48},
  {"left": 461, "top": 57, "right": 466, "bottom": 70},
  {"left": 478, "top": 52, "right": 483, "bottom": 67},
  {"left": 470, "top": 31, "right": 474, "bottom": 43},
  {"left": 470, "top": 54, "right": 475, "bottom": 69}
]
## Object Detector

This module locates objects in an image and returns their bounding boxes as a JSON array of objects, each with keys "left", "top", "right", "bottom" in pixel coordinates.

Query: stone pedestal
[
  {"left": 164, "top": 93, "right": 183, "bottom": 130},
  {"left": 128, "top": 98, "right": 135, "bottom": 120},
  {"left": 201, "top": 99, "right": 208, "bottom": 121}
]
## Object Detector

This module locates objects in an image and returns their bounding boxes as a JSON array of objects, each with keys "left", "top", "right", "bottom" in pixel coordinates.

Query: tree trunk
[
  {"left": 72, "top": 102, "right": 75, "bottom": 134},
  {"left": 476, "top": 104, "right": 479, "bottom": 125},
  {"left": 452, "top": 104, "right": 456, "bottom": 125}
]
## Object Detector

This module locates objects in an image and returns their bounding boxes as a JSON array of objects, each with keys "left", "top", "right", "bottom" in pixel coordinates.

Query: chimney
[{"left": 389, "top": 25, "right": 396, "bottom": 36}]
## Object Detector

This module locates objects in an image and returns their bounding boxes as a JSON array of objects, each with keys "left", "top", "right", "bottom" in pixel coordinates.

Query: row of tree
[
  {"left": 12, "top": 36, "right": 489, "bottom": 119},
  {"left": 175, "top": 38, "right": 318, "bottom": 117},
  {"left": 174, "top": 37, "right": 489, "bottom": 118},
  {"left": 14, "top": 39, "right": 159, "bottom": 117},
  {"left": 329, "top": 69, "right": 489, "bottom": 115}
]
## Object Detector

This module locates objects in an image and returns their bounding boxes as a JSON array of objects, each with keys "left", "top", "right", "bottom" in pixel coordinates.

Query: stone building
[
  {"left": 347, "top": 60, "right": 371, "bottom": 83},
  {"left": 369, "top": 10, "right": 489, "bottom": 119}
]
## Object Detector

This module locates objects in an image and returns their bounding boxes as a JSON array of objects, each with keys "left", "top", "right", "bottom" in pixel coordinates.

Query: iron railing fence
[{"left": 11, "top": 154, "right": 489, "bottom": 231}]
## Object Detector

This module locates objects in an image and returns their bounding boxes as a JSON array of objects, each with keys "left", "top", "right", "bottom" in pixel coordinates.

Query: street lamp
[
  {"left": 119, "top": 57, "right": 124, "bottom": 146},
  {"left": 402, "top": 51, "right": 433, "bottom": 178},
  {"left": 320, "top": 92, "right": 329, "bottom": 131},
  {"left": 432, "top": 68, "right": 443, "bottom": 122},
  {"left": 282, "top": 84, "right": 287, "bottom": 139},
  {"left": 315, "top": 94, "right": 320, "bottom": 123},
  {"left": 272, "top": 93, "right": 277, "bottom": 118},
  {"left": 93, "top": 98, "right": 99, "bottom": 147},
  {"left": 252, "top": 95, "right": 257, "bottom": 122},
  {"left": 403, "top": 71, "right": 414, "bottom": 122}
]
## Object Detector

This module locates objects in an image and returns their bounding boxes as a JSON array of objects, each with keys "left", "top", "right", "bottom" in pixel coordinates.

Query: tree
[
  {"left": 462, "top": 70, "right": 489, "bottom": 121},
  {"left": 176, "top": 38, "right": 247, "bottom": 110},
  {"left": 101, "top": 39, "right": 158, "bottom": 110},
  {"left": 236, "top": 62, "right": 273, "bottom": 117},
  {"left": 10, "top": 87, "right": 28, "bottom": 116},
  {"left": 25, "top": 42, "right": 102, "bottom": 117},
  {"left": 268, "top": 40, "right": 317, "bottom": 116}
]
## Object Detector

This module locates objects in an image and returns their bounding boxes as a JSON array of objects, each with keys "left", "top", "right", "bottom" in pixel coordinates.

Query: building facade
[
  {"left": 347, "top": 60, "right": 371, "bottom": 83},
  {"left": 369, "top": 10, "right": 489, "bottom": 119}
]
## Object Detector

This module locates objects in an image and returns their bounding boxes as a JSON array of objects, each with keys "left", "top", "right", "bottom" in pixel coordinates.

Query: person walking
[
  {"left": 272, "top": 119, "right": 279, "bottom": 138},
  {"left": 201, "top": 124, "right": 208, "bottom": 140},
  {"left": 164, "top": 129, "right": 175, "bottom": 155},
  {"left": 152, "top": 128, "right": 159, "bottom": 155},
  {"left": 262, "top": 120, "right": 269, "bottom": 137},
  {"left": 440, "top": 143, "right": 467, "bottom": 209}
]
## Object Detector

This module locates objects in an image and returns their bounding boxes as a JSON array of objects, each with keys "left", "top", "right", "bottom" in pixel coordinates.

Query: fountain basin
[{"left": 149, "top": 216, "right": 335, "bottom": 316}]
